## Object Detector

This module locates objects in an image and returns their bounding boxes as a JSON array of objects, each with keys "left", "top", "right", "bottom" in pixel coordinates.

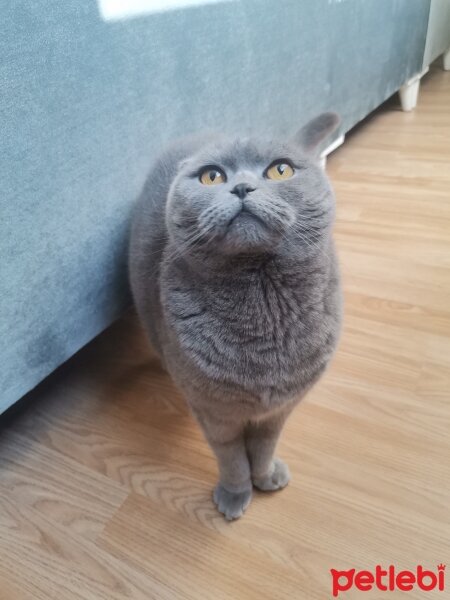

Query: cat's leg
[
  {"left": 245, "top": 407, "right": 292, "bottom": 492},
  {"left": 196, "top": 412, "right": 252, "bottom": 520}
]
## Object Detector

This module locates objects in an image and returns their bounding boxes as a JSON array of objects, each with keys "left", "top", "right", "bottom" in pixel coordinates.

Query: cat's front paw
[
  {"left": 213, "top": 483, "right": 252, "bottom": 521},
  {"left": 252, "top": 458, "right": 291, "bottom": 491}
]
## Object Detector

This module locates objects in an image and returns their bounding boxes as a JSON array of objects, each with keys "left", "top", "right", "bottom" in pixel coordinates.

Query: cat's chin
[{"left": 219, "top": 213, "right": 279, "bottom": 256}]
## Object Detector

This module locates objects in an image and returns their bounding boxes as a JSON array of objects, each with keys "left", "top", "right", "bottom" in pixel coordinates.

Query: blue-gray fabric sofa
[{"left": 1, "top": 0, "right": 448, "bottom": 413}]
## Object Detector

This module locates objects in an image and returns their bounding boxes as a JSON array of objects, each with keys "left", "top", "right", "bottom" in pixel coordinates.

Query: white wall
[{"left": 423, "top": 0, "right": 450, "bottom": 67}]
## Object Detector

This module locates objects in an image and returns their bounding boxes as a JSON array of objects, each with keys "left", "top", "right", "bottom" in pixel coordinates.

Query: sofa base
[
  {"left": 399, "top": 66, "right": 429, "bottom": 111},
  {"left": 444, "top": 47, "right": 450, "bottom": 70},
  {"left": 320, "top": 135, "right": 345, "bottom": 169}
]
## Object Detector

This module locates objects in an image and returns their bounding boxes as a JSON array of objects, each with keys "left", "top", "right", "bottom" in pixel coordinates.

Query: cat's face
[{"left": 166, "top": 114, "right": 338, "bottom": 260}]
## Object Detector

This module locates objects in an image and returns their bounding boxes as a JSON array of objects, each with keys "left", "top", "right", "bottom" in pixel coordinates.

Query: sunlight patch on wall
[{"left": 98, "top": 0, "right": 234, "bottom": 21}]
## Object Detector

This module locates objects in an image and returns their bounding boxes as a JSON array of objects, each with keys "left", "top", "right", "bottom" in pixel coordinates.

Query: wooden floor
[{"left": 1, "top": 66, "right": 449, "bottom": 600}]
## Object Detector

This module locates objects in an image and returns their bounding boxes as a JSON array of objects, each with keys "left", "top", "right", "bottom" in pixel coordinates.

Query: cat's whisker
[
  {"left": 290, "top": 223, "right": 327, "bottom": 245},
  {"left": 272, "top": 221, "right": 324, "bottom": 254},
  {"left": 163, "top": 224, "right": 217, "bottom": 264}
]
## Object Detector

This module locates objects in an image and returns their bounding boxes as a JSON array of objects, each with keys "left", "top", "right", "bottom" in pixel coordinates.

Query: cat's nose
[{"left": 230, "top": 183, "right": 256, "bottom": 200}]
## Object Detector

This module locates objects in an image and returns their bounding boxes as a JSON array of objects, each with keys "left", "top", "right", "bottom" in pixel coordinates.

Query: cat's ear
[{"left": 293, "top": 112, "right": 340, "bottom": 154}]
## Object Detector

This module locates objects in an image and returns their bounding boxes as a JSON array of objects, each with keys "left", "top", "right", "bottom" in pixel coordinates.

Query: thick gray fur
[{"left": 129, "top": 113, "right": 342, "bottom": 520}]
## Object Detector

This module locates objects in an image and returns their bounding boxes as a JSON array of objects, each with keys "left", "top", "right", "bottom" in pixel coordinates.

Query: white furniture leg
[
  {"left": 399, "top": 66, "right": 429, "bottom": 111},
  {"left": 320, "top": 134, "right": 345, "bottom": 169},
  {"left": 443, "top": 47, "right": 450, "bottom": 71}
]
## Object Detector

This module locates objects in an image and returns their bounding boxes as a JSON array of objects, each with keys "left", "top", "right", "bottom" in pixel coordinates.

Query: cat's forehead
[{"left": 188, "top": 137, "right": 299, "bottom": 171}]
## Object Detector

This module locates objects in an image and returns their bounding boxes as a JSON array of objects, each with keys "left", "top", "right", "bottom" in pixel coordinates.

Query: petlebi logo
[{"left": 330, "top": 564, "right": 445, "bottom": 597}]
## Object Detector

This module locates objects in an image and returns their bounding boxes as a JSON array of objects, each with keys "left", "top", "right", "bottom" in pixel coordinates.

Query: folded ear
[{"left": 294, "top": 112, "right": 340, "bottom": 153}]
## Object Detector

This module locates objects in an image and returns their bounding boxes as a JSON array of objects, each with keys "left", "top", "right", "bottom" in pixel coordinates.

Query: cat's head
[{"left": 166, "top": 113, "right": 340, "bottom": 262}]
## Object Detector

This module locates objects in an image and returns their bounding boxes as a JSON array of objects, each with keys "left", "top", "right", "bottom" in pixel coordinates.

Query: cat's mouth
[
  {"left": 227, "top": 206, "right": 267, "bottom": 231},
  {"left": 219, "top": 207, "right": 279, "bottom": 255}
]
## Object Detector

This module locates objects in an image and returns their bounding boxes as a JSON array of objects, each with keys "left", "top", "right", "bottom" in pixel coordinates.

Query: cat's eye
[
  {"left": 199, "top": 167, "right": 226, "bottom": 185},
  {"left": 265, "top": 161, "right": 295, "bottom": 181}
]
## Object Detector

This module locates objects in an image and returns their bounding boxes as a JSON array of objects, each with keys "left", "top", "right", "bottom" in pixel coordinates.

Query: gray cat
[{"left": 129, "top": 113, "right": 342, "bottom": 520}]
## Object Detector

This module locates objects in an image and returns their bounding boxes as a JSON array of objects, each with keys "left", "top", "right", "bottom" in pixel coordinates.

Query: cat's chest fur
[{"left": 160, "top": 252, "right": 339, "bottom": 406}]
